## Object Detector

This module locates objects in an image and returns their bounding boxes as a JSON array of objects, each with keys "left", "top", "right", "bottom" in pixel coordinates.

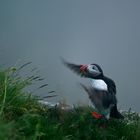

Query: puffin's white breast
[{"left": 91, "top": 79, "right": 108, "bottom": 91}]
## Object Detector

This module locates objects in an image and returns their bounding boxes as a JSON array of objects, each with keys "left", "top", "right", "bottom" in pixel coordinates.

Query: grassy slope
[{"left": 0, "top": 66, "right": 140, "bottom": 140}]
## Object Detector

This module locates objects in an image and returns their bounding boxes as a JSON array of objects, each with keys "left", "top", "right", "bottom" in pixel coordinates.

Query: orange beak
[{"left": 80, "top": 65, "right": 88, "bottom": 72}]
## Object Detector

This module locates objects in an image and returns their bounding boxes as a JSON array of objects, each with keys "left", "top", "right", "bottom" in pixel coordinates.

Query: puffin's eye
[
  {"left": 92, "top": 65, "right": 98, "bottom": 71},
  {"left": 92, "top": 66, "right": 95, "bottom": 69}
]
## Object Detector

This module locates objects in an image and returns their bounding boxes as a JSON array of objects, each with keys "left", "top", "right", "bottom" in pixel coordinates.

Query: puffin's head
[{"left": 87, "top": 64, "right": 103, "bottom": 79}]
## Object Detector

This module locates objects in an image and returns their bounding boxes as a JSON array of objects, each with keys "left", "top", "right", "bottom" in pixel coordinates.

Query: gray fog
[{"left": 0, "top": 0, "right": 140, "bottom": 112}]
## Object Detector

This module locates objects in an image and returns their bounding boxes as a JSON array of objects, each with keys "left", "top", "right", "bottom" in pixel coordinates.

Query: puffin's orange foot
[{"left": 92, "top": 111, "right": 103, "bottom": 119}]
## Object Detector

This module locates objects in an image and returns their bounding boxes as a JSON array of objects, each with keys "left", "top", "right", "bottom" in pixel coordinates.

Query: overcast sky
[{"left": 0, "top": 0, "right": 140, "bottom": 112}]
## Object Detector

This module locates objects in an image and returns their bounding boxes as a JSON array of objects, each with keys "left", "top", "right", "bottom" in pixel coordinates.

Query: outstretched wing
[
  {"left": 80, "top": 83, "right": 116, "bottom": 116},
  {"left": 82, "top": 85, "right": 113, "bottom": 109},
  {"left": 62, "top": 58, "right": 90, "bottom": 78}
]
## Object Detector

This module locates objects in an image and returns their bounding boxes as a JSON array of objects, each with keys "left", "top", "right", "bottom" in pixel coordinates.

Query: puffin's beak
[{"left": 80, "top": 65, "right": 88, "bottom": 72}]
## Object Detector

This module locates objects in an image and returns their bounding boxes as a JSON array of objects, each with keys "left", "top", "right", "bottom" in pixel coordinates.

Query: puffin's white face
[{"left": 87, "top": 64, "right": 102, "bottom": 77}]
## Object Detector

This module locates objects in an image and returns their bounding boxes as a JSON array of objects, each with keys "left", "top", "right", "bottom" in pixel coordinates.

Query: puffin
[{"left": 62, "top": 59, "right": 124, "bottom": 119}]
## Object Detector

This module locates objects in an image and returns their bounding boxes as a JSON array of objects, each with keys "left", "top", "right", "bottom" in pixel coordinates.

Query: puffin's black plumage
[
  {"left": 102, "top": 76, "right": 124, "bottom": 119},
  {"left": 62, "top": 59, "right": 124, "bottom": 119}
]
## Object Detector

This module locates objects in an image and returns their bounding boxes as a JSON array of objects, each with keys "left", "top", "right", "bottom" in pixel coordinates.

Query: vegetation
[{"left": 0, "top": 65, "right": 139, "bottom": 140}]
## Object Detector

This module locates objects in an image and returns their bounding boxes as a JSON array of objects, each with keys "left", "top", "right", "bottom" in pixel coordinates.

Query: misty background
[{"left": 0, "top": 0, "right": 140, "bottom": 112}]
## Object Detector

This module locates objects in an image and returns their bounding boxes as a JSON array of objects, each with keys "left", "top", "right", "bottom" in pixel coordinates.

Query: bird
[{"left": 62, "top": 59, "right": 124, "bottom": 119}]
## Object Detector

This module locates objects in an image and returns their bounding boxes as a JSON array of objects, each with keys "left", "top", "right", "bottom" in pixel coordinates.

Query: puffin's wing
[
  {"left": 62, "top": 59, "right": 89, "bottom": 78},
  {"left": 80, "top": 83, "right": 104, "bottom": 108},
  {"left": 80, "top": 83, "right": 114, "bottom": 109}
]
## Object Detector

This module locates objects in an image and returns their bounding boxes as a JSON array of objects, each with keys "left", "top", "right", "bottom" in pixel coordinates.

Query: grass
[{"left": 0, "top": 65, "right": 140, "bottom": 140}]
